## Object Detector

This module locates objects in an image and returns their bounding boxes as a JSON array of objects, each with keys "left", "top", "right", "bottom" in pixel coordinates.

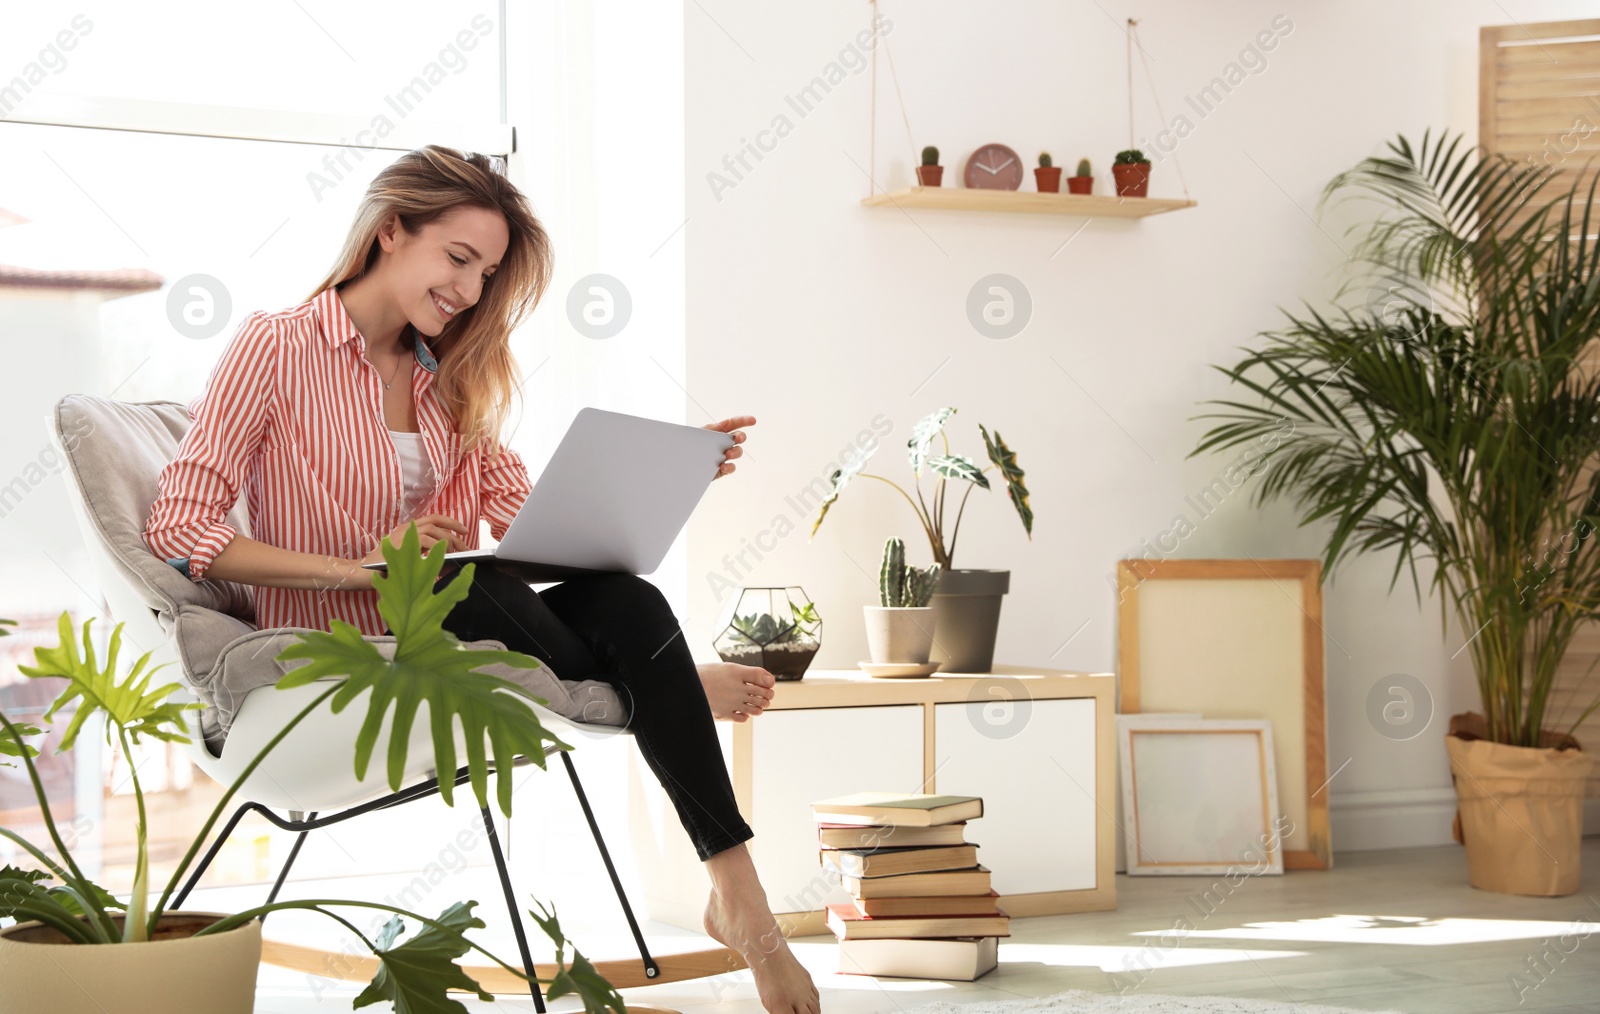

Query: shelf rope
[
  {"left": 1127, "top": 18, "right": 1191, "bottom": 201},
  {"left": 869, "top": 0, "right": 919, "bottom": 197}
]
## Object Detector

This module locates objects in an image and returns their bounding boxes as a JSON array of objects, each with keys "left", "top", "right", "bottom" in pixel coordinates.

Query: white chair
[{"left": 47, "top": 395, "right": 662, "bottom": 1007}]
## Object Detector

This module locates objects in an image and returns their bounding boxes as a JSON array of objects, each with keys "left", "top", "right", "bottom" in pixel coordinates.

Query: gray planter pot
[{"left": 930, "top": 569, "right": 1009, "bottom": 673}]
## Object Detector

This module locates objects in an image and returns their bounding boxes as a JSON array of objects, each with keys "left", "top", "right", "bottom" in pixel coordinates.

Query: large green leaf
[
  {"left": 0, "top": 721, "right": 41, "bottom": 766},
  {"left": 16, "top": 614, "right": 199, "bottom": 750},
  {"left": 928, "top": 454, "right": 989, "bottom": 488},
  {"left": 546, "top": 951, "right": 627, "bottom": 1014},
  {"left": 809, "top": 440, "right": 879, "bottom": 538},
  {"left": 275, "top": 525, "right": 572, "bottom": 815},
  {"left": 907, "top": 407, "right": 956, "bottom": 477},
  {"left": 980, "top": 424, "right": 1034, "bottom": 537},
  {"left": 0, "top": 865, "right": 123, "bottom": 942},
  {"left": 352, "top": 901, "right": 494, "bottom": 1012},
  {"left": 528, "top": 899, "right": 627, "bottom": 1014}
]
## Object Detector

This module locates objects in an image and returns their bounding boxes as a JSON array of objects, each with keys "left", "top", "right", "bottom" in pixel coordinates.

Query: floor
[{"left": 229, "top": 840, "right": 1600, "bottom": 1014}]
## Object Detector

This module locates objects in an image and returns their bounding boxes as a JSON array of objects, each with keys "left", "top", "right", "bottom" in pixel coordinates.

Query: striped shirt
[{"left": 143, "top": 284, "right": 533, "bottom": 635}]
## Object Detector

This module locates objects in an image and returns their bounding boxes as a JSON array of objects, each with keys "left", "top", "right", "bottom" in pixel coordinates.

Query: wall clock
[{"left": 964, "top": 143, "right": 1023, "bottom": 190}]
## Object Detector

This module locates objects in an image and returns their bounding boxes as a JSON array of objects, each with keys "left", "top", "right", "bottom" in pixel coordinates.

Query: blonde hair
[{"left": 305, "top": 145, "right": 552, "bottom": 458}]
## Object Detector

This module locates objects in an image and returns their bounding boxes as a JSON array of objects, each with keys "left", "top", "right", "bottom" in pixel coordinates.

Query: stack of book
[{"left": 812, "top": 791, "right": 1007, "bottom": 981}]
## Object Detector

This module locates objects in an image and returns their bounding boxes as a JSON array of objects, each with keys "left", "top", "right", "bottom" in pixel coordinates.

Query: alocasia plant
[{"left": 810, "top": 406, "right": 1033, "bottom": 569}]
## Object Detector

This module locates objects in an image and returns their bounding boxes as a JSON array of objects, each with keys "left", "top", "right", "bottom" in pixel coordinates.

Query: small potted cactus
[
  {"left": 712, "top": 586, "right": 823, "bottom": 681},
  {"left": 863, "top": 537, "right": 941, "bottom": 667},
  {"left": 1068, "top": 157, "right": 1093, "bottom": 195},
  {"left": 916, "top": 145, "right": 943, "bottom": 187},
  {"left": 1034, "top": 152, "right": 1062, "bottom": 193},
  {"left": 1112, "top": 148, "right": 1151, "bottom": 197}
]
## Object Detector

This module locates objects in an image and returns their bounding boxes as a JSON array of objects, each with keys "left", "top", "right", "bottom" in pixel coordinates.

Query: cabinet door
[
  {"left": 934, "top": 697, "right": 1097, "bottom": 894},
  {"left": 750, "top": 705, "right": 924, "bottom": 914}
]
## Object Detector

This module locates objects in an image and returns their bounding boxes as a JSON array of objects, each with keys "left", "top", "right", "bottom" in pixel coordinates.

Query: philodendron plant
[
  {"left": 879, "top": 537, "right": 940, "bottom": 608},
  {"left": 0, "top": 524, "right": 625, "bottom": 1013},
  {"left": 812, "top": 407, "right": 1033, "bottom": 569}
]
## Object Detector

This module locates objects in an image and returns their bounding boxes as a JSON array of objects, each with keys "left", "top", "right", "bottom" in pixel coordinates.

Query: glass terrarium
[{"left": 712, "top": 586, "right": 823, "bottom": 681}]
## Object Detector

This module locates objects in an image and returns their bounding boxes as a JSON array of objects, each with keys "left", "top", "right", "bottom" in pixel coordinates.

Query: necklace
[{"left": 379, "top": 352, "right": 407, "bottom": 390}]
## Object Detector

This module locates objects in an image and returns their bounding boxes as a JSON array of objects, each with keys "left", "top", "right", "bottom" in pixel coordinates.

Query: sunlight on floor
[
  {"left": 1143, "top": 910, "right": 1600, "bottom": 946},
  {"left": 998, "top": 941, "right": 1307, "bottom": 972}
]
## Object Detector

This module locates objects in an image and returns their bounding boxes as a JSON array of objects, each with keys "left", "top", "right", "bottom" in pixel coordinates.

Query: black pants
[{"left": 385, "top": 560, "right": 753, "bottom": 861}]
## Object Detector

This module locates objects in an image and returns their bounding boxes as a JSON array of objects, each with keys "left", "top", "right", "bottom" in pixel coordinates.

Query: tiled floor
[{"left": 236, "top": 840, "right": 1600, "bottom": 1013}]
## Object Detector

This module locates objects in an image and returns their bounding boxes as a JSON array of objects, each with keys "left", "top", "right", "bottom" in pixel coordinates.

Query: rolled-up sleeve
[
  {"left": 143, "top": 313, "right": 278, "bottom": 582},
  {"left": 480, "top": 442, "right": 532, "bottom": 542}
]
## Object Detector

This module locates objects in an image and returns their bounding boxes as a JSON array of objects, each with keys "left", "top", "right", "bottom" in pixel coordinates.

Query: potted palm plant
[
  {"left": 0, "top": 526, "right": 626, "bottom": 1012},
  {"left": 863, "top": 537, "right": 942, "bottom": 671},
  {"left": 1194, "top": 130, "right": 1600, "bottom": 897},
  {"left": 811, "top": 407, "right": 1032, "bottom": 672}
]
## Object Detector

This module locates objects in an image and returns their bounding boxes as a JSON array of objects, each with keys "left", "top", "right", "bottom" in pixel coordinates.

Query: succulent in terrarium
[
  {"left": 712, "top": 589, "right": 823, "bottom": 681},
  {"left": 730, "top": 604, "right": 811, "bottom": 645}
]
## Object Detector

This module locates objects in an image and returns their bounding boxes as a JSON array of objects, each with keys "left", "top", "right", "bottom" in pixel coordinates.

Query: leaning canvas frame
[
  {"left": 1118, "top": 716, "right": 1284, "bottom": 876},
  {"left": 1117, "top": 559, "right": 1331, "bottom": 869},
  {"left": 1113, "top": 712, "right": 1200, "bottom": 873}
]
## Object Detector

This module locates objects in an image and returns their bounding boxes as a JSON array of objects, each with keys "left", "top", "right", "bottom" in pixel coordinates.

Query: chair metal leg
[
  {"left": 561, "top": 750, "right": 660, "bottom": 980},
  {"left": 258, "top": 812, "right": 317, "bottom": 926},
  {"left": 482, "top": 804, "right": 545, "bottom": 1012},
  {"left": 172, "top": 800, "right": 254, "bottom": 909}
]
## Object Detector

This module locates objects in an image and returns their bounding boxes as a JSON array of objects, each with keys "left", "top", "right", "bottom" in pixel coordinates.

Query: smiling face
[{"left": 378, "top": 204, "right": 510, "bottom": 338}]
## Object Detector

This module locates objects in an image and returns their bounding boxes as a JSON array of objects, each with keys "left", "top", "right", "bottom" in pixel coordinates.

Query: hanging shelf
[
  {"left": 860, "top": 187, "right": 1195, "bottom": 219},
  {"left": 862, "top": 8, "right": 1196, "bottom": 221}
]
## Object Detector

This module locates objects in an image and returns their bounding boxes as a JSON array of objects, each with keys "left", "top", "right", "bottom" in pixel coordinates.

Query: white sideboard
[{"left": 628, "top": 665, "right": 1116, "bottom": 935}]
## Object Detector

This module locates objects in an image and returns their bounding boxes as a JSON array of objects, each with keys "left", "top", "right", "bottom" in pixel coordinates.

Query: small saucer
[{"left": 858, "top": 660, "right": 942, "bottom": 678}]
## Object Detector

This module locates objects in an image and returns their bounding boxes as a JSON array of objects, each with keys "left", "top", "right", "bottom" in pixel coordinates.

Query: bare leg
[
  {"left": 698, "top": 662, "right": 776, "bottom": 722},
  {"left": 702, "top": 843, "right": 820, "bottom": 1014}
]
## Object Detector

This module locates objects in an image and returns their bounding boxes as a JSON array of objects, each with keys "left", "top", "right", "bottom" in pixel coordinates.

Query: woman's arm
[
  {"left": 144, "top": 313, "right": 297, "bottom": 583},
  {"left": 202, "top": 534, "right": 374, "bottom": 590},
  {"left": 480, "top": 441, "right": 533, "bottom": 541}
]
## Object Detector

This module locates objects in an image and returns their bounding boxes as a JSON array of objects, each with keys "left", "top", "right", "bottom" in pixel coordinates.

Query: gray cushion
[
  {"left": 204, "top": 628, "right": 625, "bottom": 744},
  {"left": 55, "top": 397, "right": 257, "bottom": 626},
  {"left": 53, "top": 395, "right": 625, "bottom": 745}
]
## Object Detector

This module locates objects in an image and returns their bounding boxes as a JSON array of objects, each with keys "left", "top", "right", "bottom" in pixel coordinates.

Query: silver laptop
[{"left": 363, "top": 406, "right": 733, "bottom": 583}]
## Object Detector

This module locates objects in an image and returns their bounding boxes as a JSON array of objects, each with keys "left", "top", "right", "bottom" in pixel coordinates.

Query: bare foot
[
  {"left": 705, "top": 887, "right": 820, "bottom": 1014},
  {"left": 697, "top": 662, "right": 776, "bottom": 722}
]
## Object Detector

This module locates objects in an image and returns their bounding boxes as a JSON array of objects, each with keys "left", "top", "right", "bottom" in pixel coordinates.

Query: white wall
[{"left": 681, "top": 0, "right": 1600, "bottom": 852}]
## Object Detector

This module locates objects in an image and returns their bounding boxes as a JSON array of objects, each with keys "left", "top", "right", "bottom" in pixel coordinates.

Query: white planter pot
[
  {"left": 863, "top": 605, "right": 937, "bottom": 664},
  {"left": 0, "top": 911, "right": 261, "bottom": 1014}
]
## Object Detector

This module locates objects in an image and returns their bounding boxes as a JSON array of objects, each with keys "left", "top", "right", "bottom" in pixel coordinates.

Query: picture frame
[
  {"left": 1118, "top": 715, "right": 1284, "bottom": 876},
  {"left": 1117, "top": 558, "right": 1331, "bottom": 869}
]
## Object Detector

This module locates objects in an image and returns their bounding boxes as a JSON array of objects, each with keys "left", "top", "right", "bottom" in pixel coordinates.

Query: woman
[{"left": 144, "top": 145, "right": 819, "bottom": 1014}]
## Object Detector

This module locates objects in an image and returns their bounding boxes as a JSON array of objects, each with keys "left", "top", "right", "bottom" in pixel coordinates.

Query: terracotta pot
[
  {"left": 929, "top": 569, "right": 1009, "bottom": 673},
  {"left": 1034, "top": 166, "right": 1062, "bottom": 193},
  {"left": 915, "top": 165, "right": 944, "bottom": 187},
  {"left": 863, "top": 606, "right": 937, "bottom": 664},
  {"left": 1446, "top": 712, "right": 1591, "bottom": 896},
  {"left": 0, "top": 912, "right": 262, "bottom": 1014},
  {"left": 1112, "top": 162, "right": 1150, "bottom": 197},
  {"left": 1066, "top": 176, "right": 1093, "bottom": 195}
]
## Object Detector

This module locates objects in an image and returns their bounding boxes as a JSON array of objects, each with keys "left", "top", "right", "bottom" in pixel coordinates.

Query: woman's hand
[
  {"left": 359, "top": 514, "right": 470, "bottom": 567},
  {"left": 703, "top": 415, "right": 754, "bottom": 480}
]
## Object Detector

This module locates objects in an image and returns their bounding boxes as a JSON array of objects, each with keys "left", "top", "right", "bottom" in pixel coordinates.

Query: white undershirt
[{"left": 387, "top": 429, "right": 436, "bottom": 522}]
